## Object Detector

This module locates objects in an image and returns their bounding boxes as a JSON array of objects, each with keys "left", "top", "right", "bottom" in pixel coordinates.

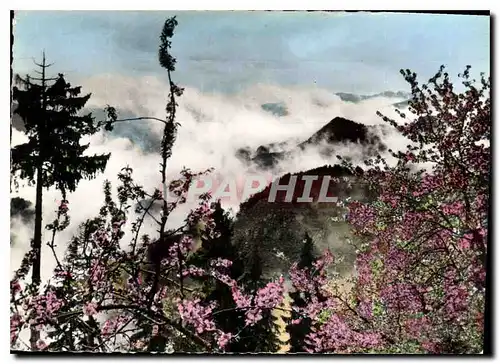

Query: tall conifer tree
[{"left": 11, "top": 53, "right": 111, "bottom": 349}]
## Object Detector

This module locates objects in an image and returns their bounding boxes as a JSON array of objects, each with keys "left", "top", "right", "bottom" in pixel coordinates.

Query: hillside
[{"left": 233, "top": 164, "right": 370, "bottom": 279}]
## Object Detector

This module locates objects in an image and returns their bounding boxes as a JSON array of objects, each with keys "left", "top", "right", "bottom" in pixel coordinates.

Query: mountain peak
[{"left": 299, "top": 116, "right": 378, "bottom": 148}]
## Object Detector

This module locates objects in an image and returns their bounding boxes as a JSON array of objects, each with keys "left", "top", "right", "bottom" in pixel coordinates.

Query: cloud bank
[{"left": 10, "top": 73, "right": 411, "bottom": 285}]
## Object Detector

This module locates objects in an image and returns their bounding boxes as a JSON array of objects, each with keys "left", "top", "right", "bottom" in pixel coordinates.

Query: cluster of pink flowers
[
  {"left": 338, "top": 66, "right": 490, "bottom": 354},
  {"left": 101, "top": 315, "right": 129, "bottom": 337},
  {"left": 347, "top": 202, "right": 377, "bottom": 233},
  {"left": 457, "top": 233, "right": 474, "bottom": 250},
  {"left": 289, "top": 264, "right": 317, "bottom": 292},
  {"left": 305, "top": 313, "right": 381, "bottom": 353},
  {"left": 11, "top": 279, "right": 22, "bottom": 296},
  {"left": 443, "top": 270, "right": 469, "bottom": 321},
  {"left": 405, "top": 316, "right": 431, "bottom": 339},
  {"left": 177, "top": 299, "right": 216, "bottom": 334},
  {"left": 36, "top": 339, "right": 48, "bottom": 350},
  {"left": 254, "top": 276, "right": 285, "bottom": 308},
  {"left": 59, "top": 200, "right": 69, "bottom": 214},
  {"left": 168, "top": 235, "right": 195, "bottom": 260},
  {"left": 89, "top": 259, "right": 106, "bottom": 288},
  {"left": 10, "top": 312, "right": 23, "bottom": 345},
  {"left": 83, "top": 301, "right": 99, "bottom": 317},
  {"left": 112, "top": 219, "right": 126, "bottom": 233},
  {"left": 380, "top": 283, "right": 423, "bottom": 314},
  {"left": 231, "top": 286, "right": 252, "bottom": 309},
  {"left": 216, "top": 331, "right": 233, "bottom": 349},
  {"left": 9, "top": 67, "right": 488, "bottom": 353},
  {"left": 440, "top": 201, "right": 466, "bottom": 217},
  {"left": 209, "top": 258, "right": 232, "bottom": 268},
  {"left": 379, "top": 193, "right": 401, "bottom": 208},
  {"left": 211, "top": 270, "right": 236, "bottom": 287},
  {"left": 181, "top": 265, "right": 206, "bottom": 277},
  {"left": 29, "top": 290, "right": 64, "bottom": 324},
  {"left": 54, "top": 269, "right": 72, "bottom": 280}
]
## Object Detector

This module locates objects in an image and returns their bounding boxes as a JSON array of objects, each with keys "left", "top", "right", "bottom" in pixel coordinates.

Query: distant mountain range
[
  {"left": 11, "top": 89, "right": 409, "bottom": 151},
  {"left": 334, "top": 90, "right": 409, "bottom": 103},
  {"left": 237, "top": 116, "right": 388, "bottom": 170},
  {"left": 258, "top": 91, "right": 410, "bottom": 118}
]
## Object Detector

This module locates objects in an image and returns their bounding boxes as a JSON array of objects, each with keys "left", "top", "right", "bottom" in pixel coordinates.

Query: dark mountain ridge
[
  {"left": 237, "top": 116, "right": 387, "bottom": 170},
  {"left": 232, "top": 163, "right": 371, "bottom": 278},
  {"left": 238, "top": 164, "right": 365, "bottom": 213}
]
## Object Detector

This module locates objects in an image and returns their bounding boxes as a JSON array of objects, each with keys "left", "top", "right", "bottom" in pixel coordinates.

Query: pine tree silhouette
[{"left": 11, "top": 53, "right": 111, "bottom": 349}]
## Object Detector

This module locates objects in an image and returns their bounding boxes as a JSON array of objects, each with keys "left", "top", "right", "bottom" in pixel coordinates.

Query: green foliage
[{"left": 372, "top": 299, "right": 385, "bottom": 318}]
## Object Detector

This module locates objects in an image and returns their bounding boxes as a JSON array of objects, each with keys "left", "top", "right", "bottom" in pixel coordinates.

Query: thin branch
[
  {"left": 111, "top": 117, "right": 169, "bottom": 126},
  {"left": 98, "top": 304, "right": 212, "bottom": 350}
]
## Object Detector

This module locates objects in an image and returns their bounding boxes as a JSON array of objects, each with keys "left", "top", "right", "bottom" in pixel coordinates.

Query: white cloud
[{"left": 11, "top": 73, "right": 413, "bottom": 286}]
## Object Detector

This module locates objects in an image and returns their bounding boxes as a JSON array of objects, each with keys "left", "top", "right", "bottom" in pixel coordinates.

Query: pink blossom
[
  {"left": 101, "top": 319, "right": 115, "bottom": 336},
  {"left": 101, "top": 315, "right": 128, "bottom": 337},
  {"left": 305, "top": 313, "right": 381, "bottom": 352},
  {"left": 55, "top": 270, "right": 72, "bottom": 279},
  {"left": 10, "top": 313, "right": 23, "bottom": 345},
  {"left": 36, "top": 339, "right": 48, "bottom": 350},
  {"left": 244, "top": 308, "right": 263, "bottom": 326},
  {"left": 210, "top": 258, "right": 232, "bottom": 268},
  {"left": 152, "top": 325, "right": 159, "bottom": 336},
  {"left": 255, "top": 278, "right": 285, "bottom": 308},
  {"left": 405, "top": 152, "right": 416, "bottom": 162},
  {"left": 93, "top": 228, "right": 110, "bottom": 246},
  {"left": 458, "top": 233, "right": 473, "bottom": 249},
  {"left": 440, "top": 201, "right": 465, "bottom": 217},
  {"left": 83, "top": 301, "right": 98, "bottom": 316},
  {"left": 231, "top": 286, "right": 252, "bottom": 308},
  {"left": 216, "top": 331, "right": 233, "bottom": 349},
  {"left": 421, "top": 340, "right": 439, "bottom": 353},
  {"left": 357, "top": 299, "right": 373, "bottom": 320},
  {"left": 177, "top": 299, "right": 216, "bottom": 334},
  {"left": 90, "top": 259, "right": 106, "bottom": 286},
  {"left": 380, "top": 283, "right": 423, "bottom": 313},
  {"left": 30, "top": 290, "right": 64, "bottom": 323},
  {"left": 59, "top": 200, "right": 69, "bottom": 213},
  {"left": 10, "top": 280, "right": 21, "bottom": 296},
  {"left": 405, "top": 316, "right": 431, "bottom": 338},
  {"left": 444, "top": 283, "right": 469, "bottom": 320},
  {"left": 182, "top": 266, "right": 206, "bottom": 277}
]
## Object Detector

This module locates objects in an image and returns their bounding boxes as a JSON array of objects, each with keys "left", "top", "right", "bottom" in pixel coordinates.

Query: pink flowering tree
[
  {"left": 9, "top": 167, "right": 288, "bottom": 352},
  {"left": 289, "top": 65, "right": 489, "bottom": 354},
  {"left": 10, "top": 16, "right": 288, "bottom": 353}
]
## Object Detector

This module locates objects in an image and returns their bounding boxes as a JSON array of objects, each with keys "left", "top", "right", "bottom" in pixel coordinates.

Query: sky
[{"left": 12, "top": 11, "right": 490, "bottom": 94}]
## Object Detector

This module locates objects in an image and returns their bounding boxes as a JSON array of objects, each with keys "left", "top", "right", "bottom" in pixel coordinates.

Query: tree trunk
[{"left": 29, "top": 163, "right": 43, "bottom": 350}]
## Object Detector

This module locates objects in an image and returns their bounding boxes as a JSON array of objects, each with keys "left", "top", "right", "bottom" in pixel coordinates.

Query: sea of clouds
[{"left": 10, "top": 73, "right": 412, "bottom": 285}]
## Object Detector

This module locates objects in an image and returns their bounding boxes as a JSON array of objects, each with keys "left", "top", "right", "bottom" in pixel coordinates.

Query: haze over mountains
[
  {"left": 237, "top": 116, "right": 389, "bottom": 170},
  {"left": 10, "top": 78, "right": 412, "bottom": 284}
]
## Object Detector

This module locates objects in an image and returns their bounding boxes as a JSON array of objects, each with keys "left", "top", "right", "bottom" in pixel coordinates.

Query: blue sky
[{"left": 12, "top": 11, "right": 490, "bottom": 94}]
